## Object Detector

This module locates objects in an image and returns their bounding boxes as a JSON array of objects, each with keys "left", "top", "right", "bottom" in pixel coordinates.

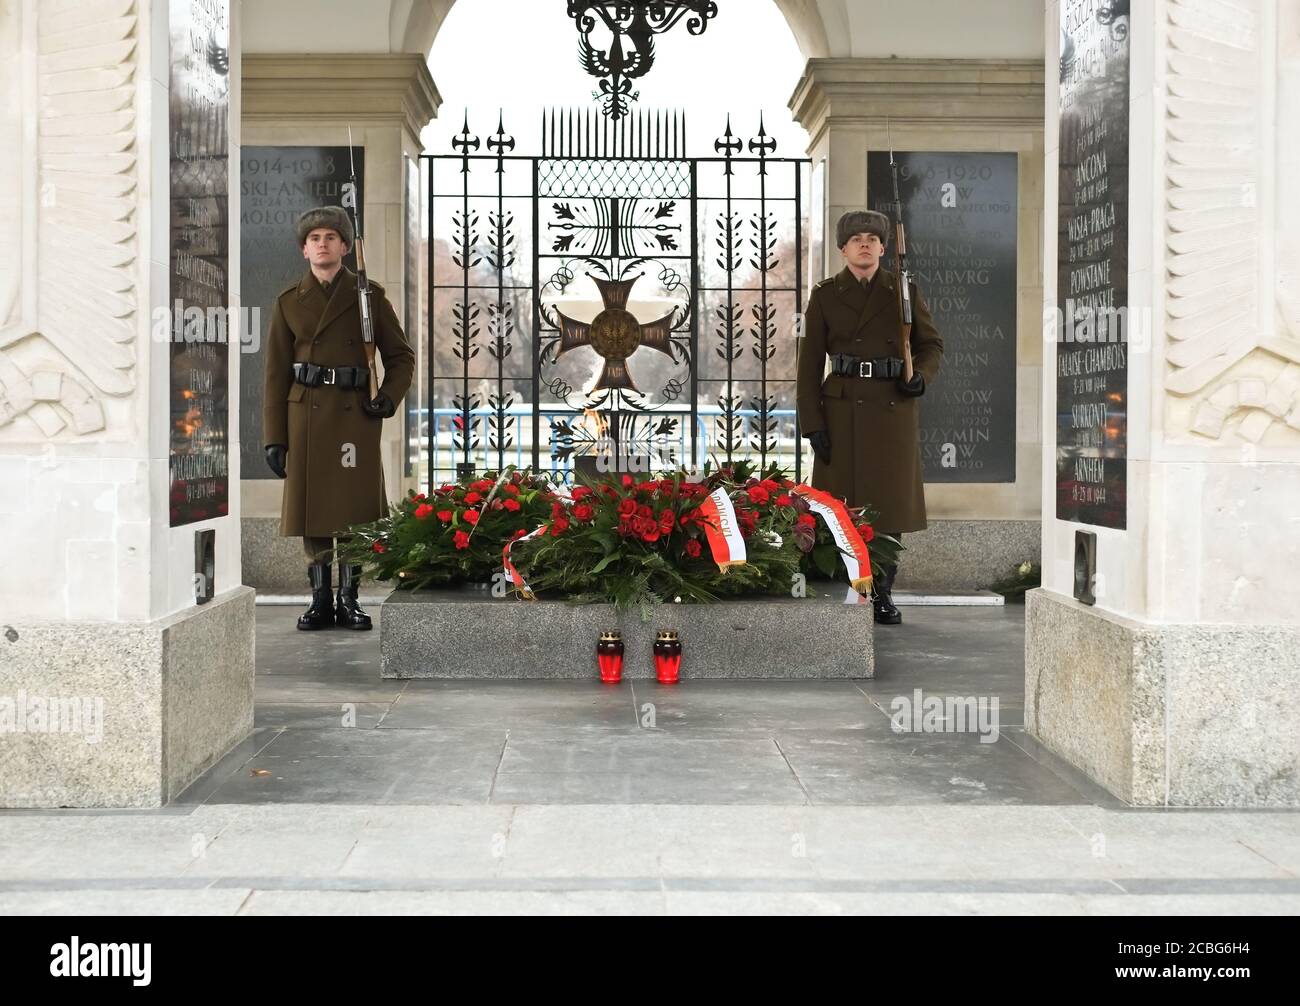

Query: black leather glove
[
  {"left": 361, "top": 391, "right": 397, "bottom": 419},
  {"left": 807, "top": 430, "right": 831, "bottom": 465},
  {"left": 896, "top": 372, "right": 926, "bottom": 397},
  {"left": 265, "top": 444, "right": 288, "bottom": 479}
]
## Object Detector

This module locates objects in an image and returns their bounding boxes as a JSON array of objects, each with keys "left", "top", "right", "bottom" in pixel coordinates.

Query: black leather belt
[
  {"left": 292, "top": 362, "right": 369, "bottom": 389},
  {"left": 829, "top": 354, "right": 905, "bottom": 379}
]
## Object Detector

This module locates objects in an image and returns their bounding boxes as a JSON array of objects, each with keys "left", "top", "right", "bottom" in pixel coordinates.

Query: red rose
[
  {"left": 640, "top": 525, "right": 660, "bottom": 543},
  {"left": 415, "top": 503, "right": 434, "bottom": 520},
  {"left": 776, "top": 494, "right": 792, "bottom": 506},
  {"left": 372, "top": 541, "right": 387, "bottom": 553},
  {"left": 857, "top": 524, "right": 875, "bottom": 543},
  {"left": 412, "top": 492, "right": 427, "bottom": 502},
  {"left": 573, "top": 504, "right": 594, "bottom": 521},
  {"left": 571, "top": 486, "right": 593, "bottom": 500},
  {"left": 617, "top": 498, "right": 637, "bottom": 517},
  {"left": 464, "top": 491, "right": 482, "bottom": 505},
  {"left": 462, "top": 509, "right": 480, "bottom": 525},
  {"left": 746, "top": 486, "right": 770, "bottom": 505},
  {"left": 760, "top": 479, "right": 779, "bottom": 491},
  {"left": 512, "top": 528, "right": 528, "bottom": 539},
  {"left": 636, "top": 504, "right": 652, "bottom": 519},
  {"left": 658, "top": 508, "right": 675, "bottom": 533},
  {"left": 635, "top": 480, "right": 657, "bottom": 493},
  {"left": 472, "top": 479, "right": 493, "bottom": 492},
  {"left": 797, "top": 513, "right": 816, "bottom": 528},
  {"left": 453, "top": 530, "right": 470, "bottom": 550},
  {"left": 622, "top": 474, "right": 634, "bottom": 488},
  {"left": 502, "top": 484, "right": 520, "bottom": 496},
  {"left": 503, "top": 498, "right": 521, "bottom": 512},
  {"left": 685, "top": 538, "right": 702, "bottom": 558},
  {"left": 551, "top": 516, "right": 570, "bottom": 535},
  {"left": 436, "top": 509, "right": 453, "bottom": 522},
  {"left": 551, "top": 502, "right": 566, "bottom": 518}
]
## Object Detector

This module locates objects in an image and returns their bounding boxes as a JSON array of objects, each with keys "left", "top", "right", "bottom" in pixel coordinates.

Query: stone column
[
  {"left": 1027, "top": 0, "right": 1300, "bottom": 806},
  {"left": 238, "top": 53, "right": 439, "bottom": 591},
  {"left": 790, "top": 58, "right": 1046, "bottom": 590},
  {"left": 0, "top": 0, "right": 253, "bottom": 807}
]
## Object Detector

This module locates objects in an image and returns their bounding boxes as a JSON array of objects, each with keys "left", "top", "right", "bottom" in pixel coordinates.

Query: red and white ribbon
[
  {"left": 502, "top": 524, "right": 549, "bottom": 599},
  {"left": 790, "top": 485, "right": 873, "bottom": 595},
  {"left": 697, "top": 486, "right": 747, "bottom": 571}
]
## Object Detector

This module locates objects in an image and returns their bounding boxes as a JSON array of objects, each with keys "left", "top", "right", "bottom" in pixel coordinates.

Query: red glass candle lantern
[
  {"left": 653, "top": 630, "right": 682, "bottom": 684},
  {"left": 597, "top": 630, "right": 624, "bottom": 683}
]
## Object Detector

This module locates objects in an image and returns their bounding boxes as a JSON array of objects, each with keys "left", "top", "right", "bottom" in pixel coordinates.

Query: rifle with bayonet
[
  {"left": 341, "top": 126, "right": 380, "bottom": 402},
  {"left": 885, "top": 128, "right": 915, "bottom": 384}
]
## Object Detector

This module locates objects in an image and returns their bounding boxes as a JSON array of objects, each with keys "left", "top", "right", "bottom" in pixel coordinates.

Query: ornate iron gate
[{"left": 422, "top": 108, "right": 810, "bottom": 488}]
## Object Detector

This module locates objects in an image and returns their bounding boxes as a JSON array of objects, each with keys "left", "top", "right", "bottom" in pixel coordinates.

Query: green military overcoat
[
  {"left": 796, "top": 266, "right": 944, "bottom": 532},
  {"left": 262, "top": 268, "right": 415, "bottom": 537}
]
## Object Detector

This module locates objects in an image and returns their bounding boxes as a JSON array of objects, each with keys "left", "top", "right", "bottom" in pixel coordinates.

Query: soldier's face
[
  {"left": 302, "top": 228, "right": 347, "bottom": 268},
  {"left": 842, "top": 232, "right": 885, "bottom": 270}
]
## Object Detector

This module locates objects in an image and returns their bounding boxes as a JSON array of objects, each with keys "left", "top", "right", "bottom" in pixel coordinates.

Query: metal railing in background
[{"left": 407, "top": 405, "right": 807, "bottom": 482}]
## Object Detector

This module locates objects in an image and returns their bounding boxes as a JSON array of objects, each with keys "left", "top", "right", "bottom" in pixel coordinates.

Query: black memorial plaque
[
  {"left": 869, "top": 151, "right": 1018, "bottom": 483},
  {"left": 239, "top": 146, "right": 363, "bottom": 479},
  {"left": 168, "top": 0, "right": 230, "bottom": 526},
  {"left": 1056, "top": 0, "right": 1130, "bottom": 528}
]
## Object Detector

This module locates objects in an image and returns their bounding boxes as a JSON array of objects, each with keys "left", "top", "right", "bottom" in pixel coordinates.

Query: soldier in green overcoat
[
  {"left": 262, "top": 206, "right": 415, "bottom": 631},
  {"left": 796, "top": 210, "right": 944, "bottom": 624}
]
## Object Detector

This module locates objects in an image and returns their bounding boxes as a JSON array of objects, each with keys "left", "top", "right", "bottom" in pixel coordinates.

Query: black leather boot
[
  {"left": 297, "top": 563, "right": 335, "bottom": 630},
  {"left": 872, "top": 567, "right": 902, "bottom": 625},
  {"left": 335, "top": 563, "right": 372, "bottom": 631}
]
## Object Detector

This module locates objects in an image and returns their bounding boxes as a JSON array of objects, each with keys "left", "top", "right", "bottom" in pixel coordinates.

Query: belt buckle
[
  {"left": 858, "top": 360, "right": 873, "bottom": 379},
  {"left": 320, "top": 368, "right": 336, "bottom": 386}
]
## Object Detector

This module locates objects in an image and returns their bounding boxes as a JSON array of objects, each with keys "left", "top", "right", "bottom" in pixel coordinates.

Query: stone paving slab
[{"left": 6, "top": 606, "right": 1295, "bottom": 914}]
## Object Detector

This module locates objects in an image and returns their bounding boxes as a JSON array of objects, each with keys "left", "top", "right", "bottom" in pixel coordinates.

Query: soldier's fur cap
[
  {"left": 296, "top": 206, "right": 354, "bottom": 248},
  {"left": 836, "top": 210, "right": 890, "bottom": 248}
]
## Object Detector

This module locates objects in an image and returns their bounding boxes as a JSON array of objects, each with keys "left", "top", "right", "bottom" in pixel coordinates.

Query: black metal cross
[
  {"left": 452, "top": 112, "right": 480, "bottom": 174},
  {"left": 748, "top": 114, "right": 777, "bottom": 176},
  {"left": 486, "top": 111, "right": 515, "bottom": 175},
  {"left": 714, "top": 115, "right": 743, "bottom": 176}
]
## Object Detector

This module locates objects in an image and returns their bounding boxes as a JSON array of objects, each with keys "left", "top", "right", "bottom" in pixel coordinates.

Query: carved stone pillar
[
  {"left": 1027, "top": 0, "right": 1300, "bottom": 806},
  {"left": 0, "top": 0, "right": 253, "bottom": 807}
]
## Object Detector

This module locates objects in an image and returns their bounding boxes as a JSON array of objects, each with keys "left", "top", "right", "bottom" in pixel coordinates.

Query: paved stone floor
[{"left": 1, "top": 604, "right": 1297, "bottom": 915}]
